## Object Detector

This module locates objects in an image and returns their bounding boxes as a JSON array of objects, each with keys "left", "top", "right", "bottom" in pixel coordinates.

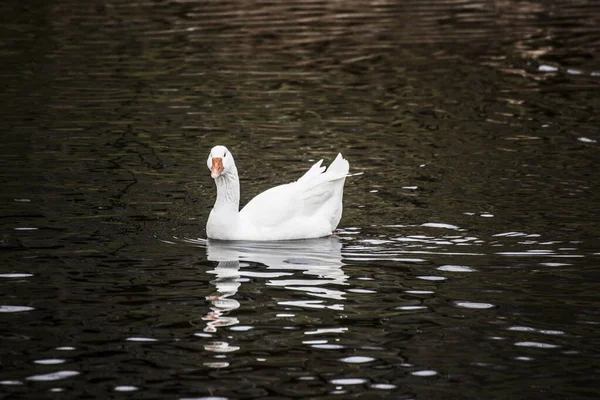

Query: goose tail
[{"left": 325, "top": 153, "right": 349, "bottom": 181}]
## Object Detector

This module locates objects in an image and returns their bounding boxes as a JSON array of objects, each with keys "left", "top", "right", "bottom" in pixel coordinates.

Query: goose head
[{"left": 207, "top": 145, "right": 235, "bottom": 179}]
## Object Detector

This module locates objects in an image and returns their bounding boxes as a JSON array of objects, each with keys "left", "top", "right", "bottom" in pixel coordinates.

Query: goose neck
[{"left": 214, "top": 171, "right": 240, "bottom": 211}]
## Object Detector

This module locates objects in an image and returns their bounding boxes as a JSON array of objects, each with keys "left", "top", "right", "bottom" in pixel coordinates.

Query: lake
[{"left": 1, "top": 0, "right": 599, "bottom": 398}]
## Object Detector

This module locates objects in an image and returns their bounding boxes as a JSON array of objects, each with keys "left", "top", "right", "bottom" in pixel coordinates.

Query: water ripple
[
  {"left": 455, "top": 301, "right": 495, "bottom": 309},
  {"left": 0, "top": 305, "right": 34, "bottom": 313},
  {"left": 26, "top": 371, "right": 80, "bottom": 382},
  {"left": 514, "top": 341, "right": 560, "bottom": 349},
  {"left": 339, "top": 356, "right": 375, "bottom": 363}
]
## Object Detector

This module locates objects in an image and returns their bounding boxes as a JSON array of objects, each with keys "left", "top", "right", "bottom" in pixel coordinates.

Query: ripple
[
  {"left": 496, "top": 252, "right": 583, "bottom": 258},
  {"left": 34, "top": 359, "right": 66, "bottom": 365},
  {"left": 539, "top": 329, "right": 565, "bottom": 335},
  {"left": 421, "top": 222, "right": 460, "bottom": 230},
  {"left": 514, "top": 341, "right": 560, "bottom": 349},
  {"left": 114, "top": 386, "right": 138, "bottom": 392},
  {"left": 347, "top": 288, "right": 377, "bottom": 293},
  {"left": 344, "top": 254, "right": 426, "bottom": 263},
  {"left": 0, "top": 305, "right": 34, "bottom": 313},
  {"left": 126, "top": 337, "right": 158, "bottom": 342},
  {"left": 0, "top": 273, "right": 33, "bottom": 278},
  {"left": 411, "top": 370, "right": 438, "bottom": 376},
  {"left": 371, "top": 383, "right": 397, "bottom": 389},
  {"left": 330, "top": 378, "right": 367, "bottom": 385},
  {"left": 539, "top": 64, "right": 558, "bottom": 72},
  {"left": 493, "top": 231, "right": 533, "bottom": 237},
  {"left": 396, "top": 305, "right": 427, "bottom": 311},
  {"left": 515, "top": 356, "right": 534, "bottom": 361},
  {"left": 242, "top": 271, "right": 293, "bottom": 278},
  {"left": 339, "top": 356, "right": 375, "bottom": 363},
  {"left": 305, "top": 327, "right": 348, "bottom": 335},
  {"left": 229, "top": 326, "right": 253, "bottom": 331},
  {"left": 540, "top": 262, "right": 571, "bottom": 267},
  {"left": 203, "top": 361, "right": 230, "bottom": 369},
  {"left": 279, "top": 300, "right": 344, "bottom": 310},
  {"left": 405, "top": 290, "right": 434, "bottom": 294},
  {"left": 416, "top": 276, "right": 446, "bottom": 281},
  {"left": 0, "top": 380, "right": 23, "bottom": 385},
  {"left": 437, "top": 265, "right": 476, "bottom": 272},
  {"left": 180, "top": 397, "right": 229, "bottom": 400},
  {"left": 302, "top": 340, "right": 327, "bottom": 344},
  {"left": 205, "top": 342, "right": 240, "bottom": 353},
  {"left": 455, "top": 301, "right": 495, "bottom": 309},
  {"left": 508, "top": 326, "right": 535, "bottom": 332},
  {"left": 360, "top": 239, "right": 394, "bottom": 245},
  {"left": 507, "top": 326, "right": 565, "bottom": 335},
  {"left": 56, "top": 346, "right": 76, "bottom": 351},
  {"left": 312, "top": 344, "right": 345, "bottom": 349},
  {"left": 26, "top": 371, "right": 80, "bottom": 382}
]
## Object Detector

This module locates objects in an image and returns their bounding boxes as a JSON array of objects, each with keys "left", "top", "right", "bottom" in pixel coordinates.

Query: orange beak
[{"left": 211, "top": 157, "right": 224, "bottom": 179}]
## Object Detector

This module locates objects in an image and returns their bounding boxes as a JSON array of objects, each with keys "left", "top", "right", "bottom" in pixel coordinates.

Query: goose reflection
[
  {"left": 203, "top": 237, "right": 348, "bottom": 332},
  {"left": 202, "top": 260, "right": 241, "bottom": 333}
]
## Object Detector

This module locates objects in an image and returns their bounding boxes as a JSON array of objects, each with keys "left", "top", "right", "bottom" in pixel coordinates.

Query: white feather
[{"left": 206, "top": 148, "right": 350, "bottom": 241}]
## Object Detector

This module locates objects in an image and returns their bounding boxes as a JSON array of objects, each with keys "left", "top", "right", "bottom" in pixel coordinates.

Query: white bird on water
[{"left": 206, "top": 145, "right": 349, "bottom": 241}]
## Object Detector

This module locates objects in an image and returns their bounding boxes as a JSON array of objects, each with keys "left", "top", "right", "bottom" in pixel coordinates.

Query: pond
[{"left": 1, "top": 0, "right": 599, "bottom": 398}]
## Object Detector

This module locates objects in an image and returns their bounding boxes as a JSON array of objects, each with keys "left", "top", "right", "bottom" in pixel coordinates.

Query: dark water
[{"left": 1, "top": 0, "right": 600, "bottom": 398}]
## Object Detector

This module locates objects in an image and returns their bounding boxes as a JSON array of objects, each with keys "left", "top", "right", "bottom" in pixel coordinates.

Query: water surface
[{"left": 1, "top": 0, "right": 599, "bottom": 399}]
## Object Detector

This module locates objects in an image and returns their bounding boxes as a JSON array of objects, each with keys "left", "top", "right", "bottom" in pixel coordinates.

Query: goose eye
[{"left": 223, "top": 151, "right": 227, "bottom": 157}]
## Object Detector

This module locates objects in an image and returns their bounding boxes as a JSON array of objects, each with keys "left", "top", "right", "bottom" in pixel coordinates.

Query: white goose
[{"left": 206, "top": 145, "right": 349, "bottom": 241}]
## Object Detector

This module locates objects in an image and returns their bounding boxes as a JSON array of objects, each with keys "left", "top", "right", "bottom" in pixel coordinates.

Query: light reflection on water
[
  {"left": 171, "top": 221, "right": 593, "bottom": 385},
  {"left": 2, "top": 212, "right": 597, "bottom": 398},
  {"left": 190, "top": 237, "right": 348, "bottom": 332}
]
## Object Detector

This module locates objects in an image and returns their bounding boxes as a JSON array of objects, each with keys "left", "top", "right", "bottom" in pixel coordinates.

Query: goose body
[{"left": 206, "top": 146, "right": 349, "bottom": 241}]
